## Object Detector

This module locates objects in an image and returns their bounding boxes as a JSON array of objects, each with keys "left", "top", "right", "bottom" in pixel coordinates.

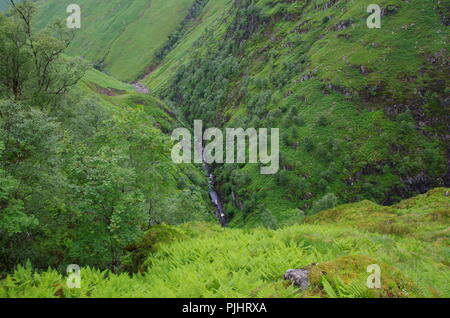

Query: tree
[
  {"left": 0, "top": 99, "right": 64, "bottom": 270},
  {"left": 260, "top": 208, "right": 278, "bottom": 229},
  {"left": 311, "top": 193, "right": 338, "bottom": 215},
  {"left": 64, "top": 143, "right": 148, "bottom": 270},
  {"left": 0, "top": 154, "right": 37, "bottom": 237},
  {"left": 0, "top": 1, "right": 86, "bottom": 106}
]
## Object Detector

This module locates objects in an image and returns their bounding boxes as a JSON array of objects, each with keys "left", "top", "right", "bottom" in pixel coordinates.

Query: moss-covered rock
[{"left": 303, "top": 255, "right": 419, "bottom": 298}]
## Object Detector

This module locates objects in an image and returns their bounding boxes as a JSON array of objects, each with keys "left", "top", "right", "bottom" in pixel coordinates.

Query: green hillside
[
  {"left": 33, "top": 0, "right": 198, "bottom": 81},
  {"left": 155, "top": 0, "right": 449, "bottom": 226},
  {"left": 2, "top": 188, "right": 449, "bottom": 298},
  {"left": 144, "top": 0, "right": 233, "bottom": 90},
  {"left": 0, "top": 0, "right": 448, "bottom": 299}
]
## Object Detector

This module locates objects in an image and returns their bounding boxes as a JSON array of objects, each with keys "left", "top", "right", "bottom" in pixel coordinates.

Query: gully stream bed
[{"left": 204, "top": 163, "right": 227, "bottom": 226}]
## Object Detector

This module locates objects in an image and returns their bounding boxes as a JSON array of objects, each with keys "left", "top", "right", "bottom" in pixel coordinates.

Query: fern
[{"left": 321, "top": 276, "right": 339, "bottom": 298}]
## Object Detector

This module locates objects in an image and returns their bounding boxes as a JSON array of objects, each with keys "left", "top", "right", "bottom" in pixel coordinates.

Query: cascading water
[
  {"left": 204, "top": 163, "right": 227, "bottom": 226},
  {"left": 197, "top": 139, "right": 227, "bottom": 226}
]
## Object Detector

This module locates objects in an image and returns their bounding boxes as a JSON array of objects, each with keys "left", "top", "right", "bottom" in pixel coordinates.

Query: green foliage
[
  {"left": 0, "top": 94, "right": 213, "bottom": 272},
  {"left": 155, "top": 0, "right": 210, "bottom": 62},
  {"left": 0, "top": 4, "right": 214, "bottom": 272},
  {"left": 310, "top": 256, "right": 408, "bottom": 298},
  {"left": 311, "top": 193, "right": 338, "bottom": 215},
  {"left": 307, "top": 188, "right": 450, "bottom": 242},
  {"left": 1, "top": 189, "right": 448, "bottom": 298},
  {"left": 0, "top": 153, "right": 37, "bottom": 237},
  {"left": 121, "top": 224, "right": 190, "bottom": 273},
  {"left": 259, "top": 208, "right": 277, "bottom": 229},
  {"left": 154, "top": 0, "right": 448, "bottom": 226},
  {"left": 317, "top": 115, "right": 328, "bottom": 127},
  {"left": 0, "top": 0, "right": 448, "bottom": 299},
  {"left": 33, "top": 0, "right": 201, "bottom": 81},
  {"left": 0, "top": 1, "right": 87, "bottom": 106}
]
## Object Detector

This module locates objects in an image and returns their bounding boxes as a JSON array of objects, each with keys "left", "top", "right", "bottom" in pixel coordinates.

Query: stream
[
  {"left": 204, "top": 163, "right": 227, "bottom": 227},
  {"left": 131, "top": 83, "right": 226, "bottom": 226},
  {"left": 133, "top": 79, "right": 226, "bottom": 225},
  {"left": 199, "top": 142, "right": 227, "bottom": 226}
]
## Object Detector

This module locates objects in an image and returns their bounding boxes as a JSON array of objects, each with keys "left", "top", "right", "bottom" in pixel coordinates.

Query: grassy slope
[
  {"left": 82, "top": 68, "right": 134, "bottom": 92},
  {"left": 143, "top": 0, "right": 233, "bottom": 91},
  {"left": 1, "top": 188, "right": 448, "bottom": 298},
  {"left": 34, "top": 0, "right": 197, "bottom": 81},
  {"left": 155, "top": 0, "right": 449, "bottom": 226},
  {"left": 79, "top": 68, "right": 182, "bottom": 133}
]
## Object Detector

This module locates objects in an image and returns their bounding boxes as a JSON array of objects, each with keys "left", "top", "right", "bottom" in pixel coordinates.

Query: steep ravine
[
  {"left": 131, "top": 83, "right": 226, "bottom": 226},
  {"left": 204, "top": 163, "right": 227, "bottom": 226}
]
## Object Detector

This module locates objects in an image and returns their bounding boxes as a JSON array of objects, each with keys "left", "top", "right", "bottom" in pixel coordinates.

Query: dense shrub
[{"left": 311, "top": 193, "right": 338, "bottom": 215}]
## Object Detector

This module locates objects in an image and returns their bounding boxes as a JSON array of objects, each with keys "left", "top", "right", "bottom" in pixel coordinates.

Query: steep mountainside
[
  {"left": 143, "top": 0, "right": 233, "bottom": 90},
  {"left": 30, "top": 0, "right": 449, "bottom": 227},
  {"left": 33, "top": 0, "right": 200, "bottom": 81},
  {"left": 149, "top": 0, "right": 449, "bottom": 226},
  {"left": 75, "top": 68, "right": 217, "bottom": 228}
]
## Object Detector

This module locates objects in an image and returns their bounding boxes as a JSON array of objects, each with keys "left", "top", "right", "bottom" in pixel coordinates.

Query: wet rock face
[{"left": 283, "top": 269, "right": 310, "bottom": 290}]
